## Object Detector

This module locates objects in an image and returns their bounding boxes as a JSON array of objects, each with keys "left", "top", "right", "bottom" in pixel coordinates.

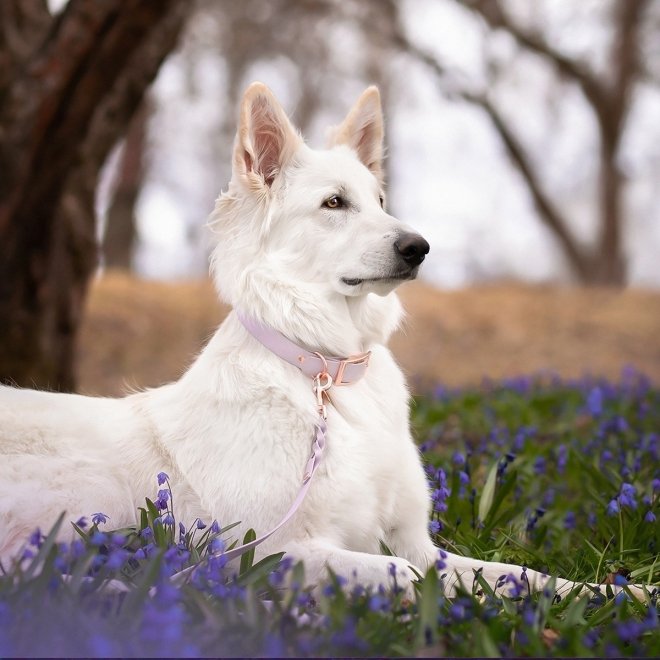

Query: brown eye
[{"left": 323, "top": 195, "right": 344, "bottom": 209}]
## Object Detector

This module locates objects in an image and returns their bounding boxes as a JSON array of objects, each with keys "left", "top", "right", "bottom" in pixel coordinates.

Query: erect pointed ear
[
  {"left": 328, "top": 86, "right": 384, "bottom": 183},
  {"left": 233, "top": 82, "right": 302, "bottom": 189}
]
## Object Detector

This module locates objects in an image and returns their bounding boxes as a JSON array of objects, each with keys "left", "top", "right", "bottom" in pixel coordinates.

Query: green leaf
[
  {"left": 478, "top": 461, "right": 499, "bottom": 524},
  {"left": 416, "top": 566, "right": 439, "bottom": 647},
  {"left": 239, "top": 528, "right": 257, "bottom": 575}
]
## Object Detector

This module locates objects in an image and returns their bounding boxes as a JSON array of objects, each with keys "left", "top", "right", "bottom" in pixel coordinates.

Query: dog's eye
[
  {"left": 379, "top": 195, "right": 385, "bottom": 208},
  {"left": 323, "top": 195, "right": 344, "bottom": 209}
]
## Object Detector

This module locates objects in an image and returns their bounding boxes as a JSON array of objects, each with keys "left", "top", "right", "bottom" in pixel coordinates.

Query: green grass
[{"left": 1, "top": 370, "right": 658, "bottom": 657}]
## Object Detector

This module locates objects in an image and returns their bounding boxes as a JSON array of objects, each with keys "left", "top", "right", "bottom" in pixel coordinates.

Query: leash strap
[{"left": 173, "top": 315, "right": 366, "bottom": 583}]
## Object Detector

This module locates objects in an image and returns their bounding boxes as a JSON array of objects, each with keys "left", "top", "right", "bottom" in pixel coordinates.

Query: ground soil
[{"left": 77, "top": 272, "right": 660, "bottom": 396}]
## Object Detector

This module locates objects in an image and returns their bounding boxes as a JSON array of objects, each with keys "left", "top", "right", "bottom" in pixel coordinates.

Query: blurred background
[{"left": 1, "top": 0, "right": 659, "bottom": 394}]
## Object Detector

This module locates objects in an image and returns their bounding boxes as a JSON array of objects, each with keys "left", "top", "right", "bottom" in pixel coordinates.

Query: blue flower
[
  {"left": 586, "top": 387, "right": 603, "bottom": 417},
  {"left": 606, "top": 499, "right": 620, "bottom": 516},
  {"left": 157, "top": 472, "right": 169, "bottom": 485},
  {"left": 644, "top": 510, "right": 656, "bottom": 523},
  {"left": 557, "top": 444, "right": 568, "bottom": 473},
  {"left": 533, "top": 457, "right": 546, "bottom": 475},
  {"left": 209, "top": 537, "right": 225, "bottom": 554},
  {"left": 196, "top": 519, "right": 207, "bottom": 530},
  {"left": 157, "top": 489, "right": 170, "bottom": 502},
  {"left": 160, "top": 513, "right": 175, "bottom": 526},
  {"left": 564, "top": 511, "right": 576, "bottom": 530},
  {"left": 618, "top": 482, "right": 637, "bottom": 509},
  {"left": 429, "top": 520, "right": 442, "bottom": 534},
  {"left": 210, "top": 520, "right": 220, "bottom": 534},
  {"left": 91, "top": 512, "right": 109, "bottom": 526},
  {"left": 28, "top": 528, "right": 42, "bottom": 547}
]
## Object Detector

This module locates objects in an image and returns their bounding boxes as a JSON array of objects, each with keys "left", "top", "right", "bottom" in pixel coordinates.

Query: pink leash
[{"left": 174, "top": 313, "right": 370, "bottom": 579}]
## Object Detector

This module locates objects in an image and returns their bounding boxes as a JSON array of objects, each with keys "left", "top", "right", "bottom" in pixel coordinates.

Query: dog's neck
[{"left": 233, "top": 265, "right": 404, "bottom": 356}]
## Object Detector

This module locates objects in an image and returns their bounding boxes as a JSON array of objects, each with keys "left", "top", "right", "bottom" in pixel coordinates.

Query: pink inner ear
[{"left": 250, "top": 98, "right": 286, "bottom": 186}]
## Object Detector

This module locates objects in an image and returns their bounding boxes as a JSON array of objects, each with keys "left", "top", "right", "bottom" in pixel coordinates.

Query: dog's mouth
[{"left": 341, "top": 269, "right": 417, "bottom": 287}]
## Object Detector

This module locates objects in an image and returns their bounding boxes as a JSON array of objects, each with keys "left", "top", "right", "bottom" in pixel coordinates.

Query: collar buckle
[{"left": 334, "top": 351, "right": 371, "bottom": 386}]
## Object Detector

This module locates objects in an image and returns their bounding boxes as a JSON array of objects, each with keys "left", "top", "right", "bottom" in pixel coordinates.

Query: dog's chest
[{"left": 301, "top": 351, "right": 412, "bottom": 549}]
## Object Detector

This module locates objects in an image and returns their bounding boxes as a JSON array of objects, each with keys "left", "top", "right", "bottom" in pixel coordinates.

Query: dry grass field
[{"left": 77, "top": 272, "right": 660, "bottom": 395}]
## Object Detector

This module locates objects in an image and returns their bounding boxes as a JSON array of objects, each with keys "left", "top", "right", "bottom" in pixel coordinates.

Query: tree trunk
[
  {"left": 103, "top": 102, "right": 150, "bottom": 270},
  {"left": 0, "top": 0, "right": 185, "bottom": 391}
]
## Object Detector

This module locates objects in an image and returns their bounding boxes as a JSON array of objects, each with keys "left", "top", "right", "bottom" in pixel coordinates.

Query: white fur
[{"left": 0, "top": 84, "right": 645, "bottom": 600}]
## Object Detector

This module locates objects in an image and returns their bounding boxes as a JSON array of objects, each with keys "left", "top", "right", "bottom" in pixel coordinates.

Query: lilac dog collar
[{"left": 238, "top": 313, "right": 370, "bottom": 385}]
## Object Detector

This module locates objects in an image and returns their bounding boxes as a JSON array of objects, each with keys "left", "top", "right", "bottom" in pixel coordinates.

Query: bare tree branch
[
  {"left": 464, "top": 93, "right": 591, "bottom": 280},
  {"left": 459, "top": 0, "right": 609, "bottom": 117}
]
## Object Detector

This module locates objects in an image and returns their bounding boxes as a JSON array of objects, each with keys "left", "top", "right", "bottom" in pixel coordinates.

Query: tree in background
[
  {"left": 383, "top": 0, "right": 655, "bottom": 285},
  {"left": 0, "top": 0, "right": 185, "bottom": 391}
]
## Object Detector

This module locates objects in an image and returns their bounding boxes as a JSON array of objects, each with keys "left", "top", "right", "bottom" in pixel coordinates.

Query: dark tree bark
[
  {"left": 0, "top": 0, "right": 186, "bottom": 391},
  {"left": 103, "top": 102, "right": 150, "bottom": 270}
]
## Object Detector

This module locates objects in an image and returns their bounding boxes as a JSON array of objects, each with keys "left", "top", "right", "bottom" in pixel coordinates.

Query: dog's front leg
[
  {"left": 284, "top": 538, "right": 422, "bottom": 598},
  {"left": 440, "top": 552, "right": 649, "bottom": 600}
]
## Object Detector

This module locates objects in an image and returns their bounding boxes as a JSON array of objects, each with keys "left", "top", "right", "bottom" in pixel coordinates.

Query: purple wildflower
[
  {"left": 91, "top": 512, "right": 109, "bottom": 526},
  {"left": 28, "top": 529, "right": 42, "bottom": 547},
  {"left": 557, "top": 444, "right": 568, "bottom": 473},
  {"left": 586, "top": 387, "right": 603, "bottom": 417},
  {"left": 619, "top": 482, "right": 637, "bottom": 509},
  {"left": 564, "top": 511, "right": 576, "bottom": 530},
  {"left": 157, "top": 472, "right": 169, "bottom": 485},
  {"left": 607, "top": 499, "right": 620, "bottom": 516},
  {"left": 196, "top": 519, "right": 207, "bottom": 530},
  {"left": 210, "top": 520, "right": 220, "bottom": 534},
  {"left": 533, "top": 457, "right": 546, "bottom": 475},
  {"left": 429, "top": 520, "right": 442, "bottom": 534},
  {"left": 644, "top": 510, "right": 656, "bottom": 523}
]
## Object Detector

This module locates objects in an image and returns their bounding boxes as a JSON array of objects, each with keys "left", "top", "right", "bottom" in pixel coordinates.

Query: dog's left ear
[
  {"left": 329, "top": 86, "right": 384, "bottom": 183},
  {"left": 234, "top": 82, "right": 302, "bottom": 189}
]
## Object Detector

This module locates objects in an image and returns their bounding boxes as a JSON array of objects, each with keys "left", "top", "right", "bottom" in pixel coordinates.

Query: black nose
[{"left": 395, "top": 232, "right": 430, "bottom": 267}]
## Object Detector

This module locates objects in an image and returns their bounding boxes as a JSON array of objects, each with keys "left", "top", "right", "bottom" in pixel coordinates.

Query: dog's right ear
[{"left": 233, "top": 82, "right": 302, "bottom": 190}]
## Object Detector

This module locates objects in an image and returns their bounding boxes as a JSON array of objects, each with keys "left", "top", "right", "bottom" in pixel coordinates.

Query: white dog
[{"left": 0, "top": 83, "right": 643, "bottom": 600}]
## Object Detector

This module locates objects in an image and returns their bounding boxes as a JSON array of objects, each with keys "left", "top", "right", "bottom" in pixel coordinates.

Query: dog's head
[{"left": 210, "top": 83, "right": 429, "bottom": 342}]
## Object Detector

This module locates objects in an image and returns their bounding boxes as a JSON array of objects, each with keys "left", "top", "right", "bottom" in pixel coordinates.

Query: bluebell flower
[
  {"left": 619, "top": 482, "right": 637, "bottom": 509},
  {"left": 210, "top": 520, "right": 220, "bottom": 534},
  {"left": 75, "top": 516, "right": 88, "bottom": 529},
  {"left": 157, "top": 472, "right": 169, "bottom": 485},
  {"left": 557, "top": 444, "right": 568, "bottom": 473},
  {"left": 564, "top": 511, "right": 576, "bottom": 530},
  {"left": 452, "top": 452, "right": 465, "bottom": 467},
  {"left": 157, "top": 489, "right": 170, "bottom": 502},
  {"left": 105, "top": 548, "right": 130, "bottom": 571},
  {"left": 160, "top": 513, "right": 175, "bottom": 526},
  {"left": 140, "top": 526, "right": 153, "bottom": 538},
  {"left": 653, "top": 478, "right": 660, "bottom": 493},
  {"left": 209, "top": 537, "right": 225, "bottom": 554},
  {"left": 644, "top": 510, "right": 656, "bottom": 523},
  {"left": 613, "top": 573, "right": 628, "bottom": 587},
  {"left": 586, "top": 387, "right": 603, "bottom": 417},
  {"left": 91, "top": 512, "right": 109, "bottom": 526},
  {"left": 196, "top": 519, "right": 207, "bottom": 530},
  {"left": 429, "top": 520, "right": 442, "bottom": 534},
  {"left": 607, "top": 499, "right": 620, "bottom": 516},
  {"left": 533, "top": 457, "right": 546, "bottom": 475},
  {"left": 90, "top": 531, "right": 108, "bottom": 546},
  {"left": 368, "top": 594, "right": 390, "bottom": 612},
  {"left": 616, "top": 620, "right": 643, "bottom": 643},
  {"left": 28, "top": 528, "right": 42, "bottom": 547}
]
